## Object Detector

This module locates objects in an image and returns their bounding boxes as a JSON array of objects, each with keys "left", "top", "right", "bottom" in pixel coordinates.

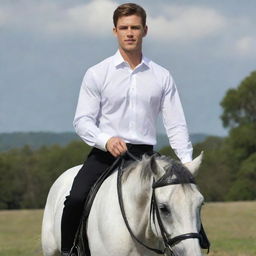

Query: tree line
[
  {"left": 0, "top": 142, "right": 91, "bottom": 209},
  {"left": 0, "top": 71, "right": 255, "bottom": 209},
  {"left": 161, "top": 71, "right": 256, "bottom": 201}
]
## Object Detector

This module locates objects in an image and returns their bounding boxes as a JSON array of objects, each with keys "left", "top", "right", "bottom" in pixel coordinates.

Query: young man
[{"left": 61, "top": 3, "right": 193, "bottom": 255}]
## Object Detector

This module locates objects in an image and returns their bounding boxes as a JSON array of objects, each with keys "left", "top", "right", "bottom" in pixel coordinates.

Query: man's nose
[{"left": 127, "top": 28, "right": 134, "bottom": 37}]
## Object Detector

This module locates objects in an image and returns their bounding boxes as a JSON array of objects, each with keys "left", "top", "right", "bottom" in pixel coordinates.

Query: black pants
[{"left": 61, "top": 144, "right": 153, "bottom": 252}]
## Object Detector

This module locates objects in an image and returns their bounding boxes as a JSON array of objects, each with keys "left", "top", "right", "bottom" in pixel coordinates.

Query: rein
[
  {"left": 117, "top": 151, "right": 210, "bottom": 255},
  {"left": 117, "top": 154, "right": 164, "bottom": 255}
]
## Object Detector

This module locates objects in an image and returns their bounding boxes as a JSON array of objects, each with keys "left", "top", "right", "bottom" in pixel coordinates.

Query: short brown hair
[{"left": 113, "top": 3, "right": 147, "bottom": 27}]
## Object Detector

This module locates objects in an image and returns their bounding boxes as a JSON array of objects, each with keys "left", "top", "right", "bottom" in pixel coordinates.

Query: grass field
[{"left": 0, "top": 201, "right": 255, "bottom": 256}]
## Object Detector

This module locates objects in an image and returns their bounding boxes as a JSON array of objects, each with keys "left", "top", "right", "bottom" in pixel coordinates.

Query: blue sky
[{"left": 1, "top": 0, "right": 256, "bottom": 136}]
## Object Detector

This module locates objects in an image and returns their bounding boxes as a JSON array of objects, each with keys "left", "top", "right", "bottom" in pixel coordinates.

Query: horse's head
[{"left": 143, "top": 152, "right": 206, "bottom": 256}]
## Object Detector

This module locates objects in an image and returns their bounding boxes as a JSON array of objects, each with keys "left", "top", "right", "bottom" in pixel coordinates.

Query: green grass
[
  {"left": 0, "top": 201, "right": 255, "bottom": 256},
  {"left": 0, "top": 209, "right": 43, "bottom": 256},
  {"left": 202, "top": 201, "right": 256, "bottom": 256}
]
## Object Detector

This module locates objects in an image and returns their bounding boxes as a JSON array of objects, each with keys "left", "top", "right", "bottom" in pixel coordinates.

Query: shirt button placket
[{"left": 129, "top": 72, "right": 136, "bottom": 138}]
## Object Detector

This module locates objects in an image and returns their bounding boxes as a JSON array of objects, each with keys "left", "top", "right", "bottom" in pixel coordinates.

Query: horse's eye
[{"left": 159, "top": 204, "right": 170, "bottom": 215}]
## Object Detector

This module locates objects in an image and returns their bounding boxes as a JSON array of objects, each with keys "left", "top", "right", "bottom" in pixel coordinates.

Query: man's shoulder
[{"left": 147, "top": 58, "right": 171, "bottom": 77}]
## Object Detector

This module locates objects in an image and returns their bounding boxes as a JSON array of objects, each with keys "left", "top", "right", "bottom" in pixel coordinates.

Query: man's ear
[
  {"left": 143, "top": 25, "right": 148, "bottom": 37},
  {"left": 113, "top": 27, "right": 117, "bottom": 36}
]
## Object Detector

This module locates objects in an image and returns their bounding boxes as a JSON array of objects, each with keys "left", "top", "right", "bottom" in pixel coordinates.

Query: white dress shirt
[{"left": 73, "top": 50, "right": 193, "bottom": 163}]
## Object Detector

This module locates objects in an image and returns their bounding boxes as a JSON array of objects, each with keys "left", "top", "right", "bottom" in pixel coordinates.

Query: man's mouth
[{"left": 125, "top": 39, "right": 136, "bottom": 43}]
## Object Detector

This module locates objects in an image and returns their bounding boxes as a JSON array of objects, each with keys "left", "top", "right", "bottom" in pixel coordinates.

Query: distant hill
[
  {"left": 0, "top": 132, "right": 210, "bottom": 152},
  {"left": 0, "top": 132, "right": 80, "bottom": 152}
]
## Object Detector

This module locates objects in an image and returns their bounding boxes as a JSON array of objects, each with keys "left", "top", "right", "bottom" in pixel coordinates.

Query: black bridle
[
  {"left": 151, "top": 178, "right": 206, "bottom": 255},
  {"left": 117, "top": 152, "right": 210, "bottom": 255}
]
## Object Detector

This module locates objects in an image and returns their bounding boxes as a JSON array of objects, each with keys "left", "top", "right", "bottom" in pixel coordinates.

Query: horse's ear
[
  {"left": 184, "top": 151, "right": 204, "bottom": 176},
  {"left": 149, "top": 154, "right": 163, "bottom": 177},
  {"left": 141, "top": 154, "right": 163, "bottom": 182}
]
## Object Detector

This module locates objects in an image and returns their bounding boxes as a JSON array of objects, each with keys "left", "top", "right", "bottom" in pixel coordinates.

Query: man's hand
[{"left": 106, "top": 137, "right": 127, "bottom": 157}]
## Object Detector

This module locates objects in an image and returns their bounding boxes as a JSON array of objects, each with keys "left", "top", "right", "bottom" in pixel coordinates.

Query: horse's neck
[
  {"left": 122, "top": 165, "right": 156, "bottom": 242},
  {"left": 123, "top": 163, "right": 152, "bottom": 203}
]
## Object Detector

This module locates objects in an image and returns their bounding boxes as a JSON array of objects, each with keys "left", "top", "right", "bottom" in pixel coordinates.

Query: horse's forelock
[
  {"left": 148, "top": 155, "right": 194, "bottom": 185},
  {"left": 164, "top": 159, "right": 194, "bottom": 185}
]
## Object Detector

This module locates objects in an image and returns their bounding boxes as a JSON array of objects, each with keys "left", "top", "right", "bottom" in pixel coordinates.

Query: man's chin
[{"left": 121, "top": 45, "right": 140, "bottom": 53}]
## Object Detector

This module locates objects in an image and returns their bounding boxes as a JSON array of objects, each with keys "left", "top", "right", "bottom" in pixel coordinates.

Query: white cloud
[
  {"left": 234, "top": 36, "right": 256, "bottom": 56},
  {"left": 148, "top": 5, "right": 228, "bottom": 41},
  {"left": 0, "top": 2, "right": 59, "bottom": 30},
  {"left": 47, "top": 0, "right": 118, "bottom": 36},
  {"left": 0, "top": 6, "right": 12, "bottom": 27},
  {"left": 1, "top": 0, "right": 254, "bottom": 51},
  {"left": 52, "top": 3, "right": 228, "bottom": 41},
  {"left": 0, "top": 0, "right": 118, "bottom": 37}
]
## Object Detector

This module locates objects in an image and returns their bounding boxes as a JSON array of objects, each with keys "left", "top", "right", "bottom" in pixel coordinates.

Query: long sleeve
[
  {"left": 161, "top": 73, "right": 193, "bottom": 163},
  {"left": 73, "top": 69, "right": 111, "bottom": 151}
]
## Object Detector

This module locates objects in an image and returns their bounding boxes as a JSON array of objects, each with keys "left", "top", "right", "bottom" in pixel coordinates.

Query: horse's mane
[
  {"left": 122, "top": 154, "right": 194, "bottom": 185},
  {"left": 159, "top": 155, "right": 195, "bottom": 185}
]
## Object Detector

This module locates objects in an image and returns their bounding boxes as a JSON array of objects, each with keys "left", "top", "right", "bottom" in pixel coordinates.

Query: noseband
[{"left": 117, "top": 152, "right": 210, "bottom": 255}]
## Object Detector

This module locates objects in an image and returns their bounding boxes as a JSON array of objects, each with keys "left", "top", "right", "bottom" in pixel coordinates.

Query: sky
[{"left": 1, "top": 0, "right": 256, "bottom": 136}]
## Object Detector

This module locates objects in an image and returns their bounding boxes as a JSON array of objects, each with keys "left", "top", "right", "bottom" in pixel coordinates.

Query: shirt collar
[{"left": 113, "top": 49, "right": 150, "bottom": 68}]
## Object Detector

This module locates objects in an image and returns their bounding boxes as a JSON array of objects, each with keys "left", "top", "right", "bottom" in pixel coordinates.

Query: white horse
[{"left": 42, "top": 152, "right": 206, "bottom": 256}]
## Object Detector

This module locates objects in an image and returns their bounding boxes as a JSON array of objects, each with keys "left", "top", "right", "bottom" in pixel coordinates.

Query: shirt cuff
[
  {"left": 180, "top": 155, "right": 193, "bottom": 164},
  {"left": 95, "top": 132, "right": 112, "bottom": 151}
]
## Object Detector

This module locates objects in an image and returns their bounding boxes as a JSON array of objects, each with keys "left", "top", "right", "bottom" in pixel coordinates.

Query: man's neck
[{"left": 119, "top": 48, "right": 142, "bottom": 70}]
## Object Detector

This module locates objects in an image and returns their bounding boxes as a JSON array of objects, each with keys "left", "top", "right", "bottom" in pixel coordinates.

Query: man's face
[{"left": 113, "top": 15, "right": 147, "bottom": 53}]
